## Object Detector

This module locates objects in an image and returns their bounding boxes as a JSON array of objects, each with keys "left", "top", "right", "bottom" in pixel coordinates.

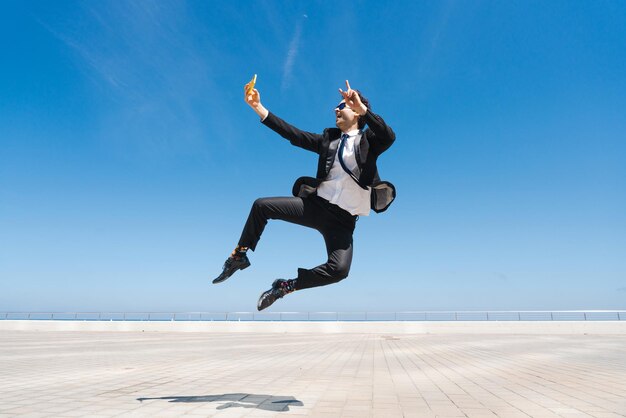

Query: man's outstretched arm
[{"left": 244, "top": 85, "right": 322, "bottom": 154}]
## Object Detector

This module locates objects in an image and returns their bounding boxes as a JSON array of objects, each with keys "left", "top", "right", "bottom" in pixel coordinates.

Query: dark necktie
[{"left": 338, "top": 134, "right": 352, "bottom": 175}]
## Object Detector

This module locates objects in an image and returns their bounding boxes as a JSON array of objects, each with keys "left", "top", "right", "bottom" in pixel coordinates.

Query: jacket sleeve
[
  {"left": 362, "top": 109, "right": 396, "bottom": 153},
  {"left": 262, "top": 112, "right": 323, "bottom": 154}
]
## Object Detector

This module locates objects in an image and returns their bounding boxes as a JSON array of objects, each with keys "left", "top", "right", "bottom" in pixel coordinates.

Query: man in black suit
[{"left": 214, "top": 80, "right": 395, "bottom": 311}]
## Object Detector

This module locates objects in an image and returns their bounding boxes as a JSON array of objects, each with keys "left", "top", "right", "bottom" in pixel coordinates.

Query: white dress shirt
[{"left": 317, "top": 130, "right": 371, "bottom": 216}]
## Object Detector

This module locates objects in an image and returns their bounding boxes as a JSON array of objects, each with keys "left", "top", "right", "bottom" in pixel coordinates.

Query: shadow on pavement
[{"left": 137, "top": 393, "right": 304, "bottom": 411}]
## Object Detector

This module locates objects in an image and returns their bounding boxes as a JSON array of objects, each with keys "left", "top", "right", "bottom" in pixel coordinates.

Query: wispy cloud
[
  {"left": 417, "top": 0, "right": 455, "bottom": 77},
  {"left": 38, "top": 1, "right": 230, "bottom": 158},
  {"left": 281, "top": 21, "right": 303, "bottom": 91}
]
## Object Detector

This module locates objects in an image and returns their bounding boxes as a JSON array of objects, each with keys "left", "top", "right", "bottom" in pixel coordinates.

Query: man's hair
[{"left": 355, "top": 90, "right": 370, "bottom": 130}]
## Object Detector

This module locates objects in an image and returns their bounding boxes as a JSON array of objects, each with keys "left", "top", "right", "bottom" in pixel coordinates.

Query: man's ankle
[
  {"left": 231, "top": 246, "right": 249, "bottom": 258},
  {"left": 280, "top": 279, "right": 297, "bottom": 295}
]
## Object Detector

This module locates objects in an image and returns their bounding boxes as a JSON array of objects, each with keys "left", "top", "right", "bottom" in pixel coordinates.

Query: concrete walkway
[{"left": 1, "top": 330, "right": 625, "bottom": 417}]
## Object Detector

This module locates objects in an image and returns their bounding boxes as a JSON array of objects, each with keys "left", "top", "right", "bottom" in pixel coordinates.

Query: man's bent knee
[
  {"left": 252, "top": 197, "right": 269, "bottom": 210},
  {"left": 328, "top": 262, "right": 350, "bottom": 281}
]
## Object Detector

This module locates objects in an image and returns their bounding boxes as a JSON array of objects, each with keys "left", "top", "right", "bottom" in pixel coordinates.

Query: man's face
[{"left": 335, "top": 101, "right": 359, "bottom": 131}]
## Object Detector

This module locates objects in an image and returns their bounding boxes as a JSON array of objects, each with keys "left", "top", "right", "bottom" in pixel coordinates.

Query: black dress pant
[{"left": 238, "top": 195, "right": 357, "bottom": 290}]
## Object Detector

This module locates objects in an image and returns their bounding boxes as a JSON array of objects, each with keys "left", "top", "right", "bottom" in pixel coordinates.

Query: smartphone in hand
[{"left": 245, "top": 74, "right": 257, "bottom": 95}]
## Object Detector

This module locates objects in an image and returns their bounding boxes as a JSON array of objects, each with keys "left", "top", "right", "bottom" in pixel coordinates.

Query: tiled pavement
[{"left": 0, "top": 331, "right": 625, "bottom": 417}]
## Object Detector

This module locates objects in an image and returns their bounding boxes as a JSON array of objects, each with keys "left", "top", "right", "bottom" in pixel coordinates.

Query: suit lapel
[
  {"left": 355, "top": 131, "right": 370, "bottom": 169},
  {"left": 326, "top": 136, "right": 341, "bottom": 175}
]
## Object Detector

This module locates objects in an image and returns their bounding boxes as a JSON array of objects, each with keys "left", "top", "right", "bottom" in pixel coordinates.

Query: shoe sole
[{"left": 212, "top": 261, "right": 251, "bottom": 284}]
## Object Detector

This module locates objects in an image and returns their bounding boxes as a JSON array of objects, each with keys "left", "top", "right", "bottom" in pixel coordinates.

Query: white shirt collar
[{"left": 342, "top": 129, "right": 361, "bottom": 137}]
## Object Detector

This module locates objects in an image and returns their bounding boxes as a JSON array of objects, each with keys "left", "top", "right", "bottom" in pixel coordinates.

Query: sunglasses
[{"left": 335, "top": 102, "right": 348, "bottom": 111}]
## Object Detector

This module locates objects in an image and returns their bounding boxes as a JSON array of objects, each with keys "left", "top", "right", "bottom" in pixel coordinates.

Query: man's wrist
[
  {"left": 357, "top": 105, "right": 368, "bottom": 116},
  {"left": 256, "top": 105, "right": 269, "bottom": 121}
]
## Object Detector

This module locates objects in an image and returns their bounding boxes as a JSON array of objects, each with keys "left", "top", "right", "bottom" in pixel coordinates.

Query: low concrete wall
[{"left": 1, "top": 320, "right": 626, "bottom": 334}]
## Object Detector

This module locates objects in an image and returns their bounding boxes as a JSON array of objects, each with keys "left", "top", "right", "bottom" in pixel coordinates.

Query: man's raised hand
[
  {"left": 243, "top": 83, "right": 269, "bottom": 120},
  {"left": 244, "top": 86, "right": 260, "bottom": 108},
  {"left": 338, "top": 80, "right": 367, "bottom": 116}
]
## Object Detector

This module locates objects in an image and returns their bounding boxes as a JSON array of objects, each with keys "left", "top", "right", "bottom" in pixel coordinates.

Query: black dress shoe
[
  {"left": 212, "top": 253, "right": 250, "bottom": 284},
  {"left": 257, "top": 279, "right": 288, "bottom": 311}
]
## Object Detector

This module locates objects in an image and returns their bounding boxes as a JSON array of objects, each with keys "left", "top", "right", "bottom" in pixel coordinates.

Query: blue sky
[{"left": 1, "top": 1, "right": 625, "bottom": 312}]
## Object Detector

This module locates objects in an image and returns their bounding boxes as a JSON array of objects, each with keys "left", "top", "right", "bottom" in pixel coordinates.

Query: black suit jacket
[{"left": 262, "top": 109, "right": 396, "bottom": 212}]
